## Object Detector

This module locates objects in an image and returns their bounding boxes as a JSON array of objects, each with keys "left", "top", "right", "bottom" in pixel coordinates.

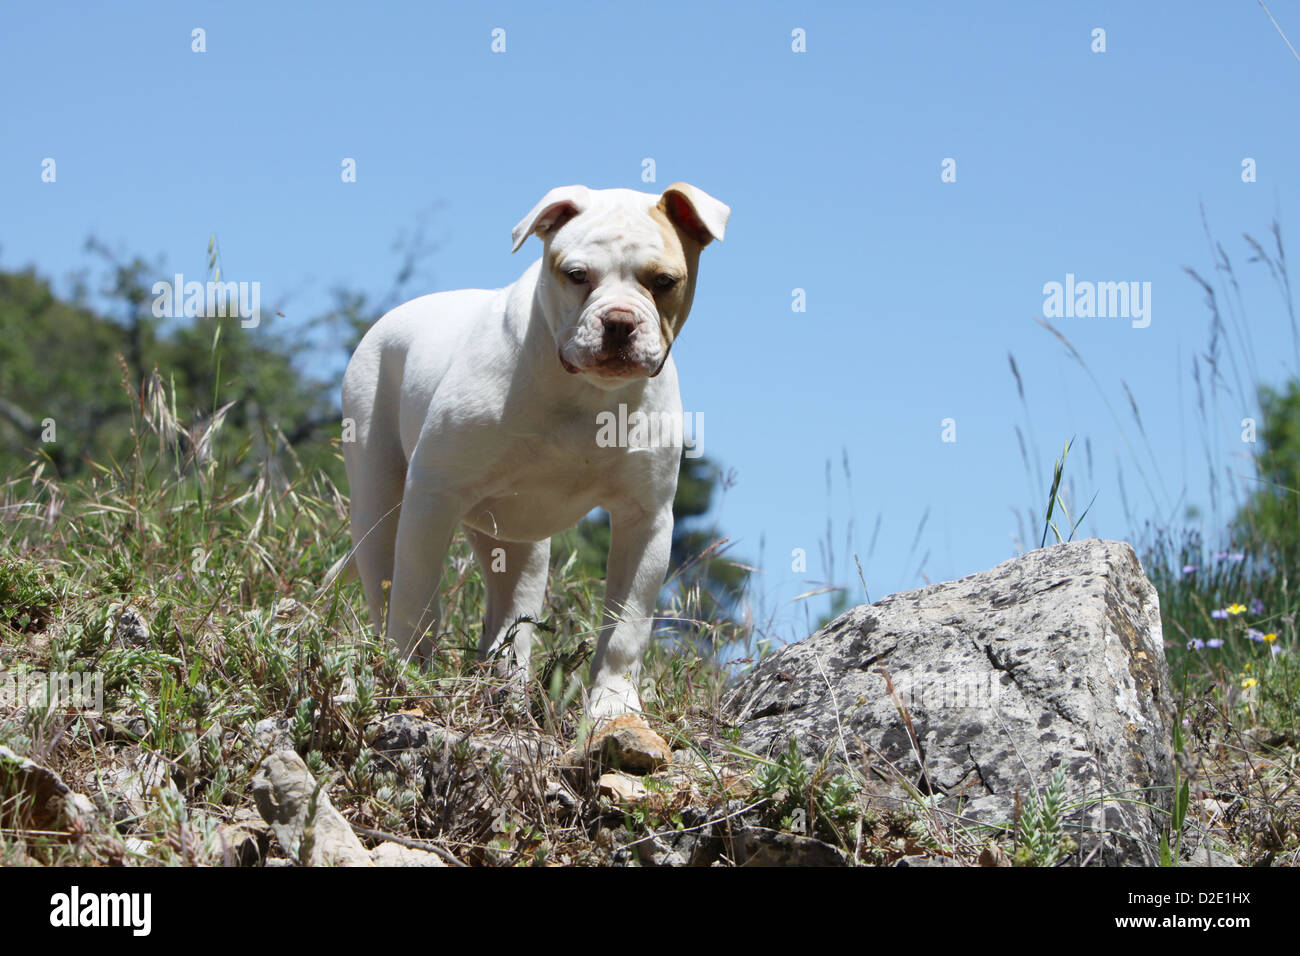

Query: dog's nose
[{"left": 601, "top": 311, "right": 637, "bottom": 350}]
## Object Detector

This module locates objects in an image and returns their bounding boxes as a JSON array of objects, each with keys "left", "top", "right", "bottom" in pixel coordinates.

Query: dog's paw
[{"left": 588, "top": 677, "right": 643, "bottom": 722}]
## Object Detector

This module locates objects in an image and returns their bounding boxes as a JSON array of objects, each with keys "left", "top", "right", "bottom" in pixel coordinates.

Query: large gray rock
[{"left": 726, "top": 539, "right": 1175, "bottom": 865}]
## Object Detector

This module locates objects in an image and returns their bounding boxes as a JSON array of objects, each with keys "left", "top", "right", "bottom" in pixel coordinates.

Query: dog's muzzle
[{"left": 560, "top": 308, "right": 660, "bottom": 378}]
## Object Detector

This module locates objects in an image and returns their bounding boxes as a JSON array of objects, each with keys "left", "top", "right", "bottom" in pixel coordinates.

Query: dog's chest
[{"left": 458, "top": 409, "right": 669, "bottom": 542}]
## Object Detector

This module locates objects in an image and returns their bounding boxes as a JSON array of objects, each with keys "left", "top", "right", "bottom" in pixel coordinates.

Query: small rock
[
  {"left": 598, "top": 772, "right": 649, "bottom": 804},
  {"left": 0, "top": 745, "right": 98, "bottom": 832},
  {"left": 96, "top": 714, "right": 148, "bottom": 742},
  {"left": 620, "top": 833, "right": 689, "bottom": 867},
  {"left": 217, "top": 819, "right": 269, "bottom": 866},
  {"left": 733, "top": 827, "right": 848, "bottom": 866},
  {"left": 1189, "top": 845, "right": 1240, "bottom": 867},
  {"left": 544, "top": 779, "right": 580, "bottom": 812},
  {"left": 369, "top": 841, "right": 447, "bottom": 867},
  {"left": 111, "top": 604, "right": 151, "bottom": 645},
  {"left": 894, "top": 854, "right": 961, "bottom": 867},
  {"left": 252, "top": 717, "right": 294, "bottom": 752},
  {"left": 978, "top": 843, "right": 1012, "bottom": 867},
  {"left": 583, "top": 714, "right": 672, "bottom": 775},
  {"left": 251, "top": 750, "right": 372, "bottom": 867},
  {"left": 86, "top": 753, "right": 170, "bottom": 826}
]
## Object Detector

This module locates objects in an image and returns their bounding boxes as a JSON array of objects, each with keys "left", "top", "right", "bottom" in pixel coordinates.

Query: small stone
[
  {"left": 893, "top": 854, "right": 961, "bottom": 867},
  {"left": 252, "top": 717, "right": 294, "bottom": 752},
  {"left": 86, "top": 754, "right": 170, "bottom": 826},
  {"left": 598, "top": 772, "right": 649, "bottom": 803},
  {"left": 734, "top": 827, "right": 848, "bottom": 866},
  {"left": 217, "top": 820, "right": 269, "bottom": 866},
  {"left": 587, "top": 714, "right": 672, "bottom": 775},
  {"left": 544, "top": 779, "right": 580, "bottom": 811},
  {"left": 0, "top": 745, "right": 98, "bottom": 833},
  {"left": 369, "top": 842, "right": 447, "bottom": 867},
  {"left": 111, "top": 604, "right": 150, "bottom": 645},
  {"left": 251, "top": 750, "right": 372, "bottom": 867},
  {"left": 1189, "top": 845, "right": 1240, "bottom": 867},
  {"left": 978, "top": 843, "right": 1012, "bottom": 867}
]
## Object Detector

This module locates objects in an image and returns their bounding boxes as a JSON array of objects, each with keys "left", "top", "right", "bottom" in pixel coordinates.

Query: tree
[
  {"left": 0, "top": 246, "right": 340, "bottom": 483},
  {"left": 1233, "top": 380, "right": 1300, "bottom": 570}
]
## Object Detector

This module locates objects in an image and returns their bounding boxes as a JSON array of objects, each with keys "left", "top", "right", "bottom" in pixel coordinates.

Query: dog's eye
[
  {"left": 653, "top": 274, "right": 678, "bottom": 291},
  {"left": 566, "top": 268, "right": 588, "bottom": 284}
]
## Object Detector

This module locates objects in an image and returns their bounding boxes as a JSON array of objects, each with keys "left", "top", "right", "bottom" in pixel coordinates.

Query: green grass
[
  {"left": 0, "top": 368, "right": 754, "bottom": 865},
  {"left": 8, "top": 212, "right": 1300, "bottom": 865}
]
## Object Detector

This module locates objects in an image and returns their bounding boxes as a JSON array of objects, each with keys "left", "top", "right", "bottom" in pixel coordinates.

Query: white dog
[{"left": 340, "top": 183, "right": 729, "bottom": 718}]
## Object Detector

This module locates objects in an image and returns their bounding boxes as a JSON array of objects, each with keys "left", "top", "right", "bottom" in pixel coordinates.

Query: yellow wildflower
[
  {"left": 1226, "top": 603, "right": 1247, "bottom": 615},
  {"left": 1264, "top": 632, "right": 1277, "bottom": 643},
  {"left": 1241, "top": 677, "right": 1258, "bottom": 689}
]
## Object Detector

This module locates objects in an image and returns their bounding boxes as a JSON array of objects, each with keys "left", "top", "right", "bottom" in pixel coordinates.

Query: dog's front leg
[
  {"left": 588, "top": 505, "right": 673, "bottom": 720},
  {"left": 385, "top": 467, "right": 461, "bottom": 667}
]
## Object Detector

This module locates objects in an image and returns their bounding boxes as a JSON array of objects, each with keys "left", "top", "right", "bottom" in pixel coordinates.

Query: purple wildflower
[
  {"left": 1182, "top": 564, "right": 1199, "bottom": 574},
  {"left": 1207, "top": 638, "right": 1224, "bottom": 649},
  {"left": 1247, "top": 629, "right": 1265, "bottom": 643},
  {"left": 1250, "top": 598, "right": 1265, "bottom": 615},
  {"left": 1187, "top": 638, "right": 1205, "bottom": 650},
  {"left": 1211, "top": 609, "right": 1229, "bottom": 620}
]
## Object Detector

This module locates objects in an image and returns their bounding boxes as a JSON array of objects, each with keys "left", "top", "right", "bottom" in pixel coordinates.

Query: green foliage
[
  {"left": 1233, "top": 381, "right": 1300, "bottom": 571},
  {"left": 1039, "top": 438, "right": 1097, "bottom": 547},
  {"left": 753, "top": 737, "right": 861, "bottom": 844},
  {"left": 1257, "top": 639, "right": 1300, "bottom": 737},
  {"left": 1014, "top": 765, "right": 1076, "bottom": 866},
  {"left": 0, "top": 555, "right": 59, "bottom": 632},
  {"left": 0, "top": 253, "right": 341, "bottom": 484}
]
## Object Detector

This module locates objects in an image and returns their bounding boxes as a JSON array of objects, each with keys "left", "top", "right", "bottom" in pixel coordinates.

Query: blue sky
[{"left": 3, "top": 1, "right": 1300, "bottom": 643}]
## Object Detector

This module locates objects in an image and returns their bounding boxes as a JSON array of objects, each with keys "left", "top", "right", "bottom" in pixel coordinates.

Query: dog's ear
[
  {"left": 511, "top": 185, "right": 591, "bottom": 253},
  {"left": 659, "top": 183, "right": 730, "bottom": 246}
]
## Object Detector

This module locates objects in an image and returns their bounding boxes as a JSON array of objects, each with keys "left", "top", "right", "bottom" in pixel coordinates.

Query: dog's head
[{"left": 511, "top": 183, "right": 729, "bottom": 389}]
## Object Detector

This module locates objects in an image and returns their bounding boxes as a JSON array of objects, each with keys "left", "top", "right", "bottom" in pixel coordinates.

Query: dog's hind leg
[
  {"left": 343, "top": 444, "right": 406, "bottom": 638},
  {"left": 467, "top": 530, "right": 550, "bottom": 682},
  {"left": 341, "top": 360, "right": 407, "bottom": 639}
]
